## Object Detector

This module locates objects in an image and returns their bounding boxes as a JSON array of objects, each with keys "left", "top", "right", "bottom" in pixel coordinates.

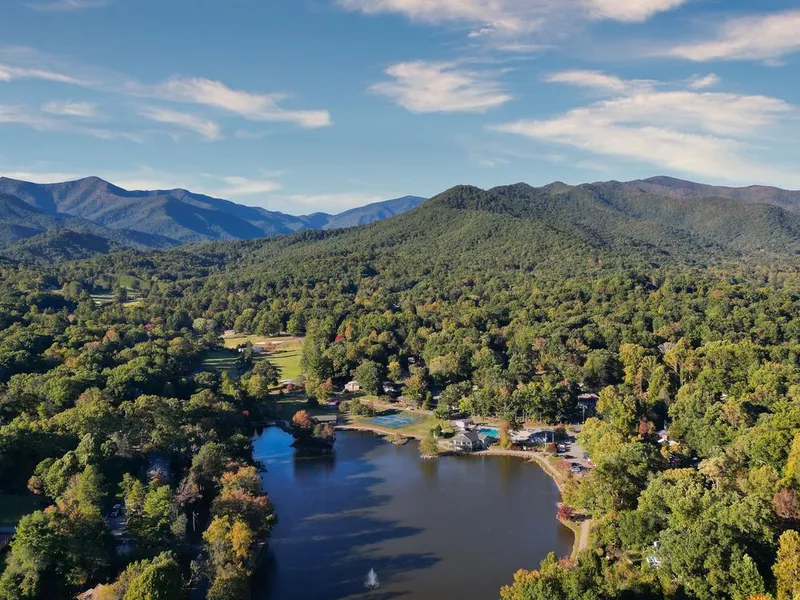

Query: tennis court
[{"left": 368, "top": 414, "right": 422, "bottom": 429}]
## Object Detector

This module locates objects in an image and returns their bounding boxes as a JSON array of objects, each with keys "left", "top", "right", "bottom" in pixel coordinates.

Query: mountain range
[
  {"left": 0, "top": 176, "right": 425, "bottom": 256},
  {"left": 1, "top": 174, "right": 799, "bottom": 264}
]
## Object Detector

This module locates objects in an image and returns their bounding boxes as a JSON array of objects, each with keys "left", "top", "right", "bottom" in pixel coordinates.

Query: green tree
[
  {"left": 774, "top": 530, "right": 800, "bottom": 600},
  {"left": 354, "top": 360, "right": 385, "bottom": 396},
  {"left": 420, "top": 433, "right": 439, "bottom": 458},
  {"left": 121, "top": 552, "right": 185, "bottom": 600}
]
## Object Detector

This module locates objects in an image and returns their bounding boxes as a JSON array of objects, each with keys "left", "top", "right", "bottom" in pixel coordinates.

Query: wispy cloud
[
  {"left": 686, "top": 73, "right": 721, "bottom": 90},
  {"left": 0, "top": 103, "right": 139, "bottom": 141},
  {"left": 133, "top": 77, "right": 332, "bottom": 128},
  {"left": 0, "top": 164, "right": 283, "bottom": 199},
  {"left": 668, "top": 10, "right": 800, "bottom": 62},
  {"left": 41, "top": 101, "right": 100, "bottom": 118},
  {"left": 493, "top": 73, "right": 800, "bottom": 187},
  {"left": 139, "top": 106, "right": 222, "bottom": 141},
  {"left": 0, "top": 62, "right": 86, "bottom": 84},
  {"left": 545, "top": 70, "right": 656, "bottom": 94},
  {"left": 371, "top": 60, "right": 512, "bottom": 113},
  {"left": 26, "top": 0, "right": 107, "bottom": 11},
  {"left": 0, "top": 47, "right": 332, "bottom": 133},
  {"left": 340, "top": 0, "right": 688, "bottom": 38},
  {"left": 216, "top": 175, "right": 282, "bottom": 197},
  {"left": 584, "top": 0, "right": 687, "bottom": 22},
  {"left": 282, "top": 192, "right": 386, "bottom": 211}
]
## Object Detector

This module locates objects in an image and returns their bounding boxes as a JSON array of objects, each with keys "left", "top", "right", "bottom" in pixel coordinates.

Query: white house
[
  {"left": 451, "top": 418, "right": 474, "bottom": 431},
  {"left": 452, "top": 430, "right": 482, "bottom": 451},
  {"left": 345, "top": 381, "right": 361, "bottom": 393}
]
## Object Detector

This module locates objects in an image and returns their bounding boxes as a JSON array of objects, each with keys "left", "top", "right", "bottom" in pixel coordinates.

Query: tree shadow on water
[{"left": 252, "top": 432, "right": 441, "bottom": 599}]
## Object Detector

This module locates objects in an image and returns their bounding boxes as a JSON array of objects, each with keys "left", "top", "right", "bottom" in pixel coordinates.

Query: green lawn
[
  {"left": 270, "top": 394, "right": 331, "bottom": 422},
  {"left": 89, "top": 292, "right": 142, "bottom": 308},
  {"left": 0, "top": 493, "right": 46, "bottom": 528},
  {"left": 200, "top": 337, "right": 304, "bottom": 381},
  {"left": 200, "top": 348, "right": 241, "bottom": 377},
  {"left": 270, "top": 349, "right": 303, "bottom": 381}
]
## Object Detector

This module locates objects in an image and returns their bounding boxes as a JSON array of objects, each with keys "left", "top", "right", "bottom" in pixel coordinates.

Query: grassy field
[
  {"left": 200, "top": 348, "right": 243, "bottom": 377},
  {"left": 89, "top": 293, "right": 142, "bottom": 308},
  {"left": 202, "top": 336, "right": 304, "bottom": 381},
  {"left": 270, "top": 394, "right": 331, "bottom": 421},
  {"left": 0, "top": 493, "right": 46, "bottom": 528}
]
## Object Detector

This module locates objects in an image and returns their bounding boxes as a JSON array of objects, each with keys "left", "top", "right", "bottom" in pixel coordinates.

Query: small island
[{"left": 290, "top": 409, "right": 337, "bottom": 451}]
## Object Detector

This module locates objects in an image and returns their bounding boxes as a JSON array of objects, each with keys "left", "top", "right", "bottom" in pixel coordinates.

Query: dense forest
[{"left": 1, "top": 181, "right": 800, "bottom": 599}]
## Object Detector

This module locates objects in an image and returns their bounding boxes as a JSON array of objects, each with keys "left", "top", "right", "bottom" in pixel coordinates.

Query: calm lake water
[{"left": 252, "top": 428, "right": 572, "bottom": 600}]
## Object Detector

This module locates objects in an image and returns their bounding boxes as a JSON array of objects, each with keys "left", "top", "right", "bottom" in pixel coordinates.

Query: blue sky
[{"left": 2, "top": 0, "right": 799, "bottom": 213}]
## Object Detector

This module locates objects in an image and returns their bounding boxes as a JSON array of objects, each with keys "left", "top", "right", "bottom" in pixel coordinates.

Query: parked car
[
  {"left": 557, "top": 443, "right": 568, "bottom": 454},
  {"left": 570, "top": 463, "right": 582, "bottom": 474}
]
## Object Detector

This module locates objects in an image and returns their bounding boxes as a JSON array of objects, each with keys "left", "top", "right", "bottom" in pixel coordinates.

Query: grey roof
[
  {"left": 454, "top": 430, "right": 480, "bottom": 443},
  {"left": 313, "top": 414, "right": 339, "bottom": 423}
]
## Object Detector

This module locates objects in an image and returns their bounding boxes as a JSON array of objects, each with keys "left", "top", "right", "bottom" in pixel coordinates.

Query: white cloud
[
  {"left": 340, "top": 0, "right": 686, "bottom": 36},
  {"left": 687, "top": 73, "right": 720, "bottom": 90},
  {"left": 0, "top": 47, "right": 331, "bottom": 131},
  {"left": 584, "top": 0, "right": 687, "bottom": 22},
  {"left": 0, "top": 104, "right": 142, "bottom": 142},
  {"left": 27, "top": 0, "right": 107, "bottom": 11},
  {"left": 371, "top": 60, "right": 512, "bottom": 113},
  {"left": 493, "top": 74, "right": 800, "bottom": 187},
  {"left": 545, "top": 70, "right": 656, "bottom": 94},
  {"left": 668, "top": 10, "right": 800, "bottom": 62},
  {"left": 217, "top": 175, "right": 282, "bottom": 197},
  {"left": 0, "top": 63, "right": 85, "bottom": 84},
  {"left": 139, "top": 107, "right": 222, "bottom": 141},
  {"left": 136, "top": 77, "right": 332, "bottom": 128},
  {"left": 0, "top": 170, "right": 80, "bottom": 183},
  {"left": 282, "top": 192, "right": 386, "bottom": 211},
  {"left": 41, "top": 101, "right": 100, "bottom": 118},
  {"left": 0, "top": 165, "right": 283, "bottom": 199}
]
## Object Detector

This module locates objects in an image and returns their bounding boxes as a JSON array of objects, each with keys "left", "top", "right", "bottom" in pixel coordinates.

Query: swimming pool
[{"left": 478, "top": 426, "right": 500, "bottom": 438}]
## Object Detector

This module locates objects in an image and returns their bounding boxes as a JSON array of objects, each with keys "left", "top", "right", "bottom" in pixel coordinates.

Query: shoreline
[{"left": 334, "top": 423, "right": 590, "bottom": 558}]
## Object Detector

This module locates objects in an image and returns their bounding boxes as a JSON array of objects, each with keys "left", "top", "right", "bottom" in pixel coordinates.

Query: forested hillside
[{"left": 0, "top": 180, "right": 799, "bottom": 599}]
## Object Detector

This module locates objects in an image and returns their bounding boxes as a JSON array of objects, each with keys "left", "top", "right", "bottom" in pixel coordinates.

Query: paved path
[{"left": 577, "top": 518, "right": 591, "bottom": 553}]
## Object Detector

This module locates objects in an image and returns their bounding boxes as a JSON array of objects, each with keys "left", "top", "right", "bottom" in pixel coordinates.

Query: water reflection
[{"left": 253, "top": 428, "right": 572, "bottom": 600}]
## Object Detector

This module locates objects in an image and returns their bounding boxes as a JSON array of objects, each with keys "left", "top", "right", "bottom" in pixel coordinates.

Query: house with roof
[
  {"left": 577, "top": 393, "right": 599, "bottom": 420},
  {"left": 312, "top": 414, "right": 339, "bottom": 425},
  {"left": 451, "top": 418, "right": 474, "bottom": 431},
  {"left": 452, "top": 430, "right": 483, "bottom": 452},
  {"left": 344, "top": 381, "right": 361, "bottom": 392}
]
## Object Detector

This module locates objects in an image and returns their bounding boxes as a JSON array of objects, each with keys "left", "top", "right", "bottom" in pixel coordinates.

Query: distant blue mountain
[
  {"left": 0, "top": 176, "right": 426, "bottom": 249},
  {"left": 323, "top": 196, "right": 426, "bottom": 230}
]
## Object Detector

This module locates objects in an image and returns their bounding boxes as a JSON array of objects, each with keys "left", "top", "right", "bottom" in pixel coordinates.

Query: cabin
[
  {"left": 147, "top": 454, "right": 172, "bottom": 483},
  {"left": 451, "top": 418, "right": 474, "bottom": 431},
  {"left": 577, "top": 393, "right": 599, "bottom": 419},
  {"left": 312, "top": 414, "right": 339, "bottom": 425},
  {"left": 344, "top": 381, "right": 361, "bottom": 393},
  {"left": 452, "top": 430, "right": 482, "bottom": 451},
  {"left": 529, "top": 429, "right": 555, "bottom": 445}
]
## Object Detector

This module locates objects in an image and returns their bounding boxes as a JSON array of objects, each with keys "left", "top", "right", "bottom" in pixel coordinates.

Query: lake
[{"left": 252, "top": 428, "right": 573, "bottom": 600}]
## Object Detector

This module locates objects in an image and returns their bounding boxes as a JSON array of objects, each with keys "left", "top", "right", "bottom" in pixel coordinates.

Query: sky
[{"left": 1, "top": 0, "right": 799, "bottom": 214}]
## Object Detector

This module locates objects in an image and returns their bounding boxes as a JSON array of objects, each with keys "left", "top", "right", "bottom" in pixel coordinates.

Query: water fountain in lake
[{"left": 364, "top": 568, "right": 380, "bottom": 590}]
